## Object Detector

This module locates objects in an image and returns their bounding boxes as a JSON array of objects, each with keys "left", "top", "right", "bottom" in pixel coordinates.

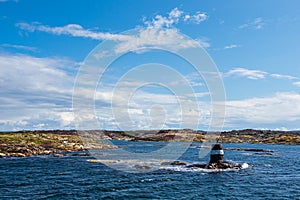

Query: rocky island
[{"left": 0, "top": 129, "right": 299, "bottom": 158}]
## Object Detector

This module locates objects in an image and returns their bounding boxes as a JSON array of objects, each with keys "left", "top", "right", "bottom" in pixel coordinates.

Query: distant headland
[{"left": 0, "top": 129, "right": 299, "bottom": 158}]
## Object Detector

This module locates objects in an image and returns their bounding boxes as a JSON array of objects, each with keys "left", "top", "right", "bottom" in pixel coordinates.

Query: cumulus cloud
[
  {"left": 144, "top": 7, "right": 183, "bottom": 28},
  {"left": 114, "top": 28, "right": 199, "bottom": 54},
  {"left": 7, "top": 8, "right": 210, "bottom": 130},
  {"left": 79, "top": 85, "right": 210, "bottom": 130},
  {"left": 2, "top": 53, "right": 300, "bottom": 131},
  {"left": 184, "top": 12, "right": 208, "bottom": 24},
  {"left": 85, "top": 67, "right": 211, "bottom": 130},
  {"left": 0, "top": 54, "right": 76, "bottom": 130},
  {"left": 226, "top": 92, "right": 300, "bottom": 124},
  {"left": 145, "top": 8, "right": 207, "bottom": 28},
  {"left": 10, "top": 9, "right": 300, "bottom": 131}
]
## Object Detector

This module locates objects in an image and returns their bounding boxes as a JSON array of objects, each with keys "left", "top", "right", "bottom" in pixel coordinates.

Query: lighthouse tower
[{"left": 210, "top": 144, "right": 224, "bottom": 163}]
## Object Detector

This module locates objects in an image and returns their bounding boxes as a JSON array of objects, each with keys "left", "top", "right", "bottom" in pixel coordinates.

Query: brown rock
[
  {"left": 43, "top": 150, "right": 52, "bottom": 154},
  {"left": 170, "top": 160, "right": 187, "bottom": 165}
]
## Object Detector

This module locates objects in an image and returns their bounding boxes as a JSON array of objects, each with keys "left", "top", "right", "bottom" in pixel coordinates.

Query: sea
[{"left": 0, "top": 141, "right": 299, "bottom": 199}]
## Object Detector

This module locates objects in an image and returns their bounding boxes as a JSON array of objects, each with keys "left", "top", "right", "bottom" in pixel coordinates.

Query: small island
[{"left": 0, "top": 129, "right": 299, "bottom": 158}]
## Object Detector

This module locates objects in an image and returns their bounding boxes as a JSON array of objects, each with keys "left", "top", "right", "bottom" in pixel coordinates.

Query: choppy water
[{"left": 0, "top": 142, "right": 299, "bottom": 199}]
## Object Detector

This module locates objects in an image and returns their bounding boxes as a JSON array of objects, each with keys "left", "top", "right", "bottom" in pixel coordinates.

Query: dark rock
[
  {"left": 170, "top": 161, "right": 187, "bottom": 165},
  {"left": 187, "top": 163, "right": 206, "bottom": 168},
  {"left": 205, "top": 161, "right": 242, "bottom": 169}
]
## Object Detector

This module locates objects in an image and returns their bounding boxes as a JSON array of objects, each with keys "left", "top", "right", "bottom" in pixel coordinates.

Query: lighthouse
[
  {"left": 176, "top": 143, "right": 242, "bottom": 170},
  {"left": 210, "top": 144, "right": 224, "bottom": 163}
]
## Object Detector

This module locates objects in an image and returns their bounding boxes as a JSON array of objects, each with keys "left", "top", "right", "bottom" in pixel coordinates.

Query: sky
[{"left": 1, "top": 0, "right": 300, "bottom": 131}]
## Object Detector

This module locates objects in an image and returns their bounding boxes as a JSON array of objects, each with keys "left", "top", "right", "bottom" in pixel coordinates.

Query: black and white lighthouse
[
  {"left": 209, "top": 144, "right": 224, "bottom": 163},
  {"left": 180, "top": 143, "right": 242, "bottom": 170}
]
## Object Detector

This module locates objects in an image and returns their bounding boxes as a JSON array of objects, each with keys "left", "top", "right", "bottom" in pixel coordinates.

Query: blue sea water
[{"left": 0, "top": 142, "right": 299, "bottom": 199}]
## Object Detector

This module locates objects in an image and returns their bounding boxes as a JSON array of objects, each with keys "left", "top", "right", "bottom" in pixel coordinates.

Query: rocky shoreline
[
  {"left": 0, "top": 129, "right": 299, "bottom": 158},
  {"left": 132, "top": 129, "right": 300, "bottom": 144},
  {"left": 0, "top": 130, "right": 116, "bottom": 158}
]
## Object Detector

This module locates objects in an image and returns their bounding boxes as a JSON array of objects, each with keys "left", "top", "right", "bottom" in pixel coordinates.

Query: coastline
[
  {"left": 0, "top": 129, "right": 299, "bottom": 158},
  {"left": 0, "top": 130, "right": 116, "bottom": 158}
]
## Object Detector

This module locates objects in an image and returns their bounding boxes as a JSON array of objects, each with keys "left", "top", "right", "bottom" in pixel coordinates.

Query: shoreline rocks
[
  {"left": 132, "top": 129, "right": 300, "bottom": 144},
  {"left": 0, "top": 129, "right": 299, "bottom": 158},
  {"left": 0, "top": 131, "right": 116, "bottom": 158}
]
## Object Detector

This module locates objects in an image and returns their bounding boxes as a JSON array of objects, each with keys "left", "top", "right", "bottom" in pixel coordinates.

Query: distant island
[{"left": 0, "top": 129, "right": 299, "bottom": 158}]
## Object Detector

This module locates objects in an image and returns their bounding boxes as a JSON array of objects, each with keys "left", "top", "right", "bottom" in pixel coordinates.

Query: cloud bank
[{"left": 0, "top": 54, "right": 76, "bottom": 130}]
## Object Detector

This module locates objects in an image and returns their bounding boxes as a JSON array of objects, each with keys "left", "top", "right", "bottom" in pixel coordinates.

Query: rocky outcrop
[
  {"left": 186, "top": 161, "right": 242, "bottom": 170},
  {"left": 0, "top": 131, "right": 116, "bottom": 158},
  {"left": 132, "top": 129, "right": 300, "bottom": 144},
  {"left": 217, "top": 129, "right": 300, "bottom": 144},
  {"left": 173, "top": 144, "right": 242, "bottom": 170}
]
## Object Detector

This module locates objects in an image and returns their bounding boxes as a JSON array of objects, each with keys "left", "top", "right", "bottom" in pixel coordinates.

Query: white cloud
[
  {"left": 226, "top": 68, "right": 267, "bottom": 79},
  {"left": 85, "top": 72, "right": 212, "bottom": 130},
  {"left": 270, "top": 73, "right": 298, "bottom": 80},
  {"left": 184, "top": 15, "right": 191, "bottom": 21},
  {"left": 17, "top": 8, "right": 210, "bottom": 53},
  {"left": 17, "top": 8, "right": 207, "bottom": 42},
  {"left": 0, "top": 54, "right": 76, "bottom": 130},
  {"left": 226, "top": 92, "right": 300, "bottom": 124},
  {"left": 16, "top": 22, "right": 132, "bottom": 41},
  {"left": 16, "top": 22, "right": 203, "bottom": 54},
  {"left": 211, "top": 44, "right": 241, "bottom": 51},
  {"left": 183, "top": 12, "right": 207, "bottom": 24},
  {"left": 239, "top": 17, "right": 265, "bottom": 30},
  {"left": 224, "top": 44, "right": 240, "bottom": 49},
  {"left": 187, "top": 12, "right": 208, "bottom": 24},
  {"left": 226, "top": 67, "right": 300, "bottom": 81},
  {"left": 145, "top": 8, "right": 207, "bottom": 28},
  {"left": 2, "top": 53, "right": 299, "bottom": 131},
  {"left": 114, "top": 28, "right": 199, "bottom": 54},
  {"left": 144, "top": 8, "right": 183, "bottom": 28},
  {"left": 92, "top": 87, "right": 209, "bottom": 130},
  {"left": 1, "top": 43, "right": 37, "bottom": 52},
  {"left": 293, "top": 81, "right": 300, "bottom": 87}
]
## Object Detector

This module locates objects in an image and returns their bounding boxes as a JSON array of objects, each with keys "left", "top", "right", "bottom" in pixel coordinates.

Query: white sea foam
[
  {"left": 161, "top": 162, "right": 250, "bottom": 172},
  {"left": 87, "top": 159, "right": 250, "bottom": 172},
  {"left": 241, "top": 163, "right": 250, "bottom": 169}
]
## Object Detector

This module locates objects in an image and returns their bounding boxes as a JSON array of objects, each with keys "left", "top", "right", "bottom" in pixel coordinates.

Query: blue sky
[{"left": 1, "top": 0, "right": 300, "bottom": 131}]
